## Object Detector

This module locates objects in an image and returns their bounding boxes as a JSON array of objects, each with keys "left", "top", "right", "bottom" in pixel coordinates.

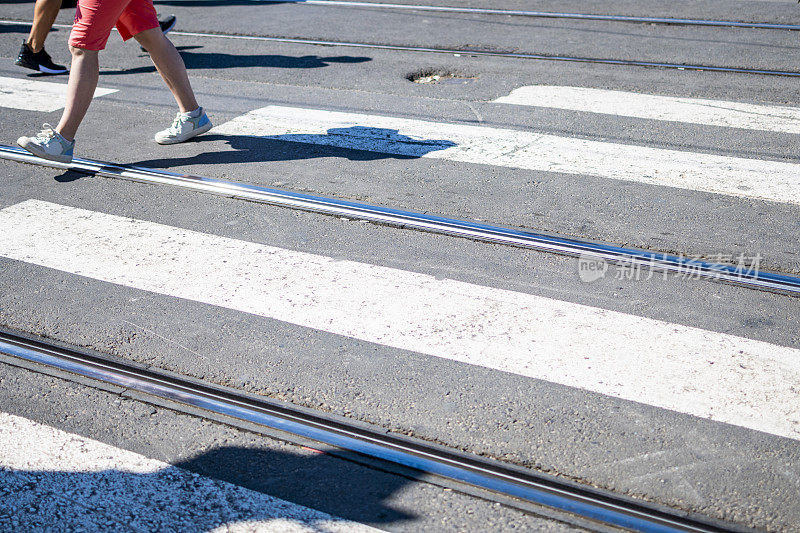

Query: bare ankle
[{"left": 26, "top": 40, "right": 43, "bottom": 53}]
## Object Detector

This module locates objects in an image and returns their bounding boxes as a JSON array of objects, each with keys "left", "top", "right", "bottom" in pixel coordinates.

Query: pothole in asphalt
[{"left": 407, "top": 68, "right": 477, "bottom": 84}]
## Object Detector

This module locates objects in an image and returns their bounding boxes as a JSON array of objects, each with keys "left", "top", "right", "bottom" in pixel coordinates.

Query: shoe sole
[
  {"left": 160, "top": 17, "right": 177, "bottom": 34},
  {"left": 37, "top": 64, "right": 68, "bottom": 75},
  {"left": 155, "top": 120, "right": 213, "bottom": 145},
  {"left": 17, "top": 137, "right": 73, "bottom": 163}
]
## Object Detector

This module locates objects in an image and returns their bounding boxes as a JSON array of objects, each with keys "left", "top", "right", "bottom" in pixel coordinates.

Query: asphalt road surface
[{"left": 1, "top": 0, "right": 799, "bottom": 531}]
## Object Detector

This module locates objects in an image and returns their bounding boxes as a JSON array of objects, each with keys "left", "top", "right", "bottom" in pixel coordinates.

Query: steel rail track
[
  {"left": 254, "top": 0, "right": 800, "bottom": 31},
  {"left": 5, "top": 2, "right": 799, "bottom": 31},
  {"left": 2, "top": 19, "right": 800, "bottom": 77},
  {"left": 173, "top": 30, "right": 800, "bottom": 77},
  {"left": 2, "top": 145, "right": 799, "bottom": 296},
  {"left": 0, "top": 327, "right": 744, "bottom": 533},
  {"left": 124, "top": 30, "right": 800, "bottom": 78}
]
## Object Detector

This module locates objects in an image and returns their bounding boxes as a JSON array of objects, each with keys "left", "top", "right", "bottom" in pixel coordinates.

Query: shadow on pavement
[
  {"left": 179, "top": 446, "right": 416, "bottom": 523},
  {"left": 100, "top": 48, "right": 372, "bottom": 74},
  {"left": 0, "top": 444, "right": 417, "bottom": 528},
  {"left": 54, "top": 170, "right": 85, "bottom": 183},
  {"left": 131, "top": 127, "right": 457, "bottom": 169},
  {"left": 0, "top": 22, "right": 31, "bottom": 34},
  {"left": 182, "top": 51, "right": 372, "bottom": 70}
]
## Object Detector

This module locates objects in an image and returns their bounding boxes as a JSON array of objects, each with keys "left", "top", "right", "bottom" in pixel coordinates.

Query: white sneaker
[
  {"left": 154, "top": 108, "right": 212, "bottom": 145},
  {"left": 17, "top": 124, "right": 74, "bottom": 163}
]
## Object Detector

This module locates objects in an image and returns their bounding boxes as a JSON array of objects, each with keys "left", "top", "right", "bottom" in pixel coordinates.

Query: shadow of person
[
  {"left": 101, "top": 50, "right": 372, "bottom": 75},
  {"left": 53, "top": 169, "right": 85, "bottom": 183},
  {"left": 0, "top": 22, "right": 30, "bottom": 34},
  {"left": 1, "top": 445, "right": 417, "bottom": 529},
  {"left": 177, "top": 446, "right": 417, "bottom": 523},
  {"left": 184, "top": 51, "right": 372, "bottom": 70},
  {"left": 132, "top": 126, "right": 458, "bottom": 170}
]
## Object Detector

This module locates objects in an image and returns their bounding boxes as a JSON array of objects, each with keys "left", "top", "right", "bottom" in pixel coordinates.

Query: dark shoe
[
  {"left": 158, "top": 14, "right": 177, "bottom": 34},
  {"left": 14, "top": 41, "right": 68, "bottom": 74}
]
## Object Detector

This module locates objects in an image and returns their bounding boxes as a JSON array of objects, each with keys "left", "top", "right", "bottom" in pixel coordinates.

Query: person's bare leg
[
  {"left": 134, "top": 27, "right": 198, "bottom": 112},
  {"left": 56, "top": 46, "right": 99, "bottom": 140},
  {"left": 27, "top": 0, "right": 62, "bottom": 53}
]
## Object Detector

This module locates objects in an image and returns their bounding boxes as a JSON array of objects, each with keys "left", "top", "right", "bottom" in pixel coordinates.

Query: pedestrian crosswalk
[
  {"left": 2, "top": 14, "right": 799, "bottom": 531},
  {"left": 0, "top": 76, "right": 116, "bottom": 112},
  {"left": 3, "top": 75, "right": 799, "bottom": 439},
  {"left": 1, "top": 199, "right": 798, "bottom": 442},
  {"left": 3, "top": 74, "right": 798, "bottom": 204},
  {"left": 213, "top": 105, "right": 800, "bottom": 205},
  {"left": 0, "top": 412, "right": 379, "bottom": 532},
  {"left": 493, "top": 85, "right": 800, "bottom": 134}
]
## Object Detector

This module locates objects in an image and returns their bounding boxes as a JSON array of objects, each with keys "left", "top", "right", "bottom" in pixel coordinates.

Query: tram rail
[
  {"left": 256, "top": 0, "right": 800, "bottom": 31},
  {"left": 5, "top": 1, "right": 799, "bottom": 31},
  {"left": 2, "top": 19, "right": 799, "bottom": 77},
  {"left": 1, "top": 144, "right": 799, "bottom": 297},
  {"left": 0, "top": 327, "right": 748, "bottom": 533},
  {"left": 174, "top": 30, "right": 800, "bottom": 77}
]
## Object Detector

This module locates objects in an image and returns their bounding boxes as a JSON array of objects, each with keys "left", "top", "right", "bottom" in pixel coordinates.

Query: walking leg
[
  {"left": 56, "top": 46, "right": 99, "bottom": 140},
  {"left": 134, "top": 27, "right": 198, "bottom": 112},
  {"left": 27, "top": 0, "right": 61, "bottom": 52}
]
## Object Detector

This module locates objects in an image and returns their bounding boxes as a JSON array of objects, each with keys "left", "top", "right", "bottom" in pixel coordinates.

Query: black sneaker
[
  {"left": 158, "top": 14, "right": 177, "bottom": 34},
  {"left": 15, "top": 41, "right": 68, "bottom": 74}
]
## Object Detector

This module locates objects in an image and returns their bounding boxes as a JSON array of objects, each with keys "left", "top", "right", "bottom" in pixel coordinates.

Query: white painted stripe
[
  {"left": 493, "top": 85, "right": 800, "bottom": 135},
  {"left": 0, "top": 76, "right": 116, "bottom": 112},
  {"left": 0, "top": 412, "right": 378, "bottom": 532},
  {"left": 213, "top": 106, "right": 800, "bottom": 205},
  {"left": 1, "top": 200, "right": 799, "bottom": 441}
]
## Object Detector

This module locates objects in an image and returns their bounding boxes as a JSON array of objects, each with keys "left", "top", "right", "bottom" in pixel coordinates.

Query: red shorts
[{"left": 69, "top": 0, "right": 159, "bottom": 51}]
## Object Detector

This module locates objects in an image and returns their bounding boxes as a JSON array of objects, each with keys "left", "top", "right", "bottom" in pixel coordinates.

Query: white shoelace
[
  {"left": 167, "top": 113, "right": 188, "bottom": 135},
  {"left": 35, "top": 123, "right": 57, "bottom": 142}
]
